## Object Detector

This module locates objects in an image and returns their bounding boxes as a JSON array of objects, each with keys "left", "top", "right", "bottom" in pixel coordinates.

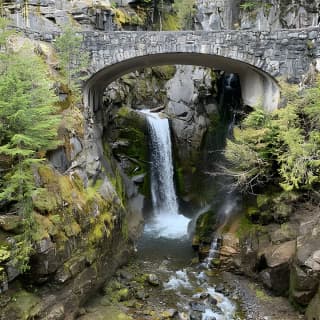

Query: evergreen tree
[
  {"left": 0, "top": 27, "right": 61, "bottom": 270},
  {"left": 223, "top": 80, "right": 320, "bottom": 194},
  {"left": 54, "top": 24, "right": 89, "bottom": 97}
]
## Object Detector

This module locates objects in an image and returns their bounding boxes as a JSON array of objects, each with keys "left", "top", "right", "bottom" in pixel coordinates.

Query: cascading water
[{"left": 142, "top": 110, "right": 190, "bottom": 239}]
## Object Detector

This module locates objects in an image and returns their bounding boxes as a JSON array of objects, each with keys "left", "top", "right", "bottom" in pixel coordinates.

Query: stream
[{"left": 78, "top": 111, "right": 244, "bottom": 320}]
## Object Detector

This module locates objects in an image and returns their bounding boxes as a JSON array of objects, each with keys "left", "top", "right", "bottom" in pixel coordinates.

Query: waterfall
[
  {"left": 147, "top": 113, "right": 179, "bottom": 215},
  {"left": 142, "top": 111, "right": 190, "bottom": 239}
]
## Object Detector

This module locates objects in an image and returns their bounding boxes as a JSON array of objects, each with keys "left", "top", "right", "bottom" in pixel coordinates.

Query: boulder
[
  {"left": 262, "top": 240, "right": 296, "bottom": 268},
  {"left": 259, "top": 241, "right": 296, "bottom": 295},
  {"left": 147, "top": 273, "right": 160, "bottom": 286},
  {"left": 306, "top": 286, "right": 320, "bottom": 320},
  {"left": 0, "top": 215, "right": 22, "bottom": 233},
  {"left": 290, "top": 234, "right": 320, "bottom": 305}
]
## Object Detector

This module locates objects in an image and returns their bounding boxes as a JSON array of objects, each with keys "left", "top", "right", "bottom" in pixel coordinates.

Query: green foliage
[
  {"left": 240, "top": 1, "right": 259, "bottom": 11},
  {"left": 54, "top": 24, "right": 89, "bottom": 98},
  {"left": 0, "top": 23, "right": 61, "bottom": 272},
  {"left": 195, "top": 210, "right": 216, "bottom": 243},
  {"left": 224, "top": 79, "right": 320, "bottom": 193},
  {"left": 172, "top": 0, "right": 195, "bottom": 30},
  {"left": 0, "top": 18, "right": 14, "bottom": 47}
]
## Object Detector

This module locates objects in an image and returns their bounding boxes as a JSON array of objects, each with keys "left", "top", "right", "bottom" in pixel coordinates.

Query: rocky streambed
[{"left": 77, "top": 232, "right": 302, "bottom": 320}]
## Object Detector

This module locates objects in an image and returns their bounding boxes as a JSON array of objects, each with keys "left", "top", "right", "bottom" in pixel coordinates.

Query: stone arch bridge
[{"left": 83, "top": 27, "right": 320, "bottom": 112}]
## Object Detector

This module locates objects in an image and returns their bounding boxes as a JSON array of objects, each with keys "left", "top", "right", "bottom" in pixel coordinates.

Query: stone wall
[{"left": 83, "top": 27, "right": 320, "bottom": 113}]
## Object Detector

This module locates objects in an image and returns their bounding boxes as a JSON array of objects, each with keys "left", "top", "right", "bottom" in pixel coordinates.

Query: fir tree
[
  {"left": 54, "top": 24, "right": 89, "bottom": 97},
  {"left": 0, "top": 34, "right": 61, "bottom": 270}
]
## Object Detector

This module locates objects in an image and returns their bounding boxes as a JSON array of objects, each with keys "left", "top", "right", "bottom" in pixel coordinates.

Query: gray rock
[
  {"left": 70, "top": 137, "right": 83, "bottom": 161},
  {"left": 131, "top": 173, "right": 145, "bottom": 184},
  {"left": 119, "top": 269, "right": 134, "bottom": 281},
  {"left": 262, "top": 240, "right": 296, "bottom": 268},
  {"left": 48, "top": 147, "right": 69, "bottom": 173},
  {"left": 0, "top": 215, "right": 22, "bottom": 232},
  {"left": 306, "top": 286, "right": 320, "bottom": 320},
  {"left": 147, "top": 273, "right": 160, "bottom": 286},
  {"left": 45, "top": 304, "right": 65, "bottom": 320},
  {"left": 189, "top": 302, "right": 206, "bottom": 312}
]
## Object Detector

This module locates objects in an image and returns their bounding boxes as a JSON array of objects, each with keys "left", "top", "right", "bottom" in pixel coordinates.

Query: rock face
[
  {"left": 195, "top": 0, "right": 320, "bottom": 31},
  {"left": 166, "top": 66, "right": 213, "bottom": 161},
  {"left": 259, "top": 240, "right": 296, "bottom": 295},
  {"left": 195, "top": 0, "right": 241, "bottom": 30},
  {"left": 215, "top": 203, "right": 320, "bottom": 312},
  {"left": 239, "top": 0, "right": 320, "bottom": 31}
]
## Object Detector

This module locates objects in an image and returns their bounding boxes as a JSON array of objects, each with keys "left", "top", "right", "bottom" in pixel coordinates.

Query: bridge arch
[
  {"left": 84, "top": 52, "right": 280, "bottom": 112},
  {"left": 82, "top": 27, "right": 320, "bottom": 112}
]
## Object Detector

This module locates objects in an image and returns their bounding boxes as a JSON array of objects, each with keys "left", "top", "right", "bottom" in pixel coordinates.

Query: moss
[
  {"left": 195, "top": 210, "right": 217, "bottom": 244},
  {"left": 121, "top": 217, "right": 129, "bottom": 242},
  {"left": 32, "top": 188, "right": 59, "bottom": 213},
  {"left": 175, "top": 166, "right": 186, "bottom": 196},
  {"left": 33, "top": 213, "right": 57, "bottom": 241},
  {"left": 64, "top": 219, "right": 81, "bottom": 237},
  {"left": 60, "top": 106, "right": 84, "bottom": 138},
  {"left": 162, "top": 13, "right": 180, "bottom": 31},
  {"left": 236, "top": 215, "right": 264, "bottom": 237},
  {"left": 112, "top": 7, "right": 144, "bottom": 28},
  {"left": 117, "top": 106, "right": 131, "bottom": 118},
  {"left": 4, "top": 290, "right": 41, "bottom": 320},
  {"left": 88, "top": 211, "right": 113, "bottom": 244},
  {"left": 256, "top": 194, "right": 270, "bottom": 208},
  {"left": 0, "top": 246, "right": 10, "bottom": 263},
  {"left": 151, "top": 65, "right": 176, "bottom": 80}
]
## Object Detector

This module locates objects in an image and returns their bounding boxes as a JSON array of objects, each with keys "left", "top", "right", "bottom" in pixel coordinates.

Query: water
[
  {"left": 137, "top": 110, "right": 240, "bottom": 319},
  {"left": 142, "top": 110, "right": 190, "bottom": 239},
  {"left": 136, "top": 233, "right": 239, "bottom": 320}
]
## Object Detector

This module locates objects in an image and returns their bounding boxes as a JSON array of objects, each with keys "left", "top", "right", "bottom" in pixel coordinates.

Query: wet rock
[
  {"left": 131, "top": 173, "right": 145, "bottom": 184},
  {"left": 189, "top": 301, "right": 206, "bottom": 312},
  {"left": 199, "top": 292, "right": 210, "bottom": 299},
  {"left": 147, "top": 273, "right": 160, "bottom": 286},
  {"left": 207, "top": 296, "right": 218, "bottom": 306},
  {"left": 190, "top": 310, "right": 203, "bottom": 320},
  {"left": 215, "top": 284, "right": 225, "bottom": 293}
]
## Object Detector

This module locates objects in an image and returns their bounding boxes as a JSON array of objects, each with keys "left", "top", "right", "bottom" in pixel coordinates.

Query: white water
[{"left": 142, "top": 110, "right": 190, "bottom": 239}]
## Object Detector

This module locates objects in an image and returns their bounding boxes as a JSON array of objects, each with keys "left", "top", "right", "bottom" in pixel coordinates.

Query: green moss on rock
[
  {"left": 3, "top": 289, "right": 41, "bottom": 320},
  {"left": 195, "top": 210, "right": 217, "bottom": 244}
]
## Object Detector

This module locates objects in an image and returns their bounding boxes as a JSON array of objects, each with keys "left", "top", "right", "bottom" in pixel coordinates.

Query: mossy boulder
[
  {"left": 193, "top": 210, "right": 217, "bottom": 259},
  {"left": 2, "top": 289, "right": 41, "bottom": 320},
  {"left": 0, "top": 215, "right": 22, "bottom": 233},
  {"left": 194, "top": 210, "right": 217, "bottom": 244}
]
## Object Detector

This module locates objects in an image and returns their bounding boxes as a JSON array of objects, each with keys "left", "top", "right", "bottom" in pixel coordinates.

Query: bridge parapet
[
  {"left": 83, "top": 27, "right": 320, "bottom": 80},
  {"left": 82, "top": 27, "right": 320, "bottom": 112}
]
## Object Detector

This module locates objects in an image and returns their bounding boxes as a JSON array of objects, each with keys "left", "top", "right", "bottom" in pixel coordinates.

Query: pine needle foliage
[
  {"left": 224, "top": 79, "right": 320, "bottom": 193},
  {"left": 0, "top": 21, "right": 61, "bottom": 271},
  {"left": 54, "top": 24, "right": 89, "bottom": 98}
]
